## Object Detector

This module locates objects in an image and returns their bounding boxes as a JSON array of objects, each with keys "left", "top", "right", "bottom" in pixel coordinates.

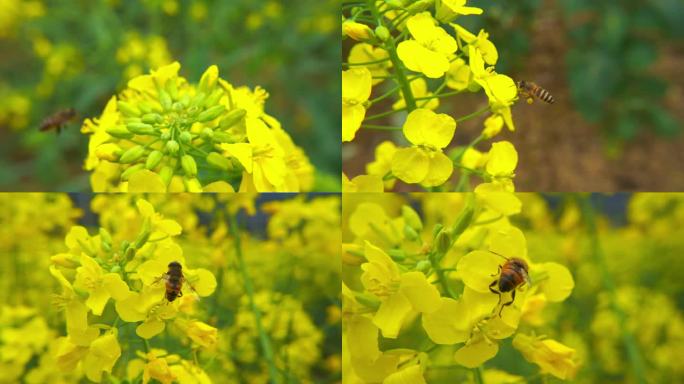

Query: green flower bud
[
  {"left": 206, "top": 152, "right": 231, "bottom": 170},
  {"left": 203, "top": 89, "right": 224, "bottom": 108},
  {"left": 218, "top": 108, "right": 246, "bottom": 129},
  {"left": 452, "top": 200, "right": 475, "bottom": 237},
  {"left": 160, "top": 131, "right": 171, "bottom": 140},
  {"left": 201, "top": 127, "right": 214, "bottom": 140},
  {"left": 126, "top": 122, "right": 156, "bottom": 135},
  {"left": 197, "top": 105, "right": 226, "bottom": 122},
  {"left": 159, "top": 90, "right": 173, "bottom": 110},
  {"left": 172, "top": 102, "right": 184, "bottom": 112},
  {"left": 435, "top": 228, "right": 452, "bottom": 254},
  {"left": 387, "top": 249, "right": 406, "bottom": 261},
  {"left": 404, "top": 225, "right": 419, "bottom": 241},
  {"left": 375, "top": 25, "right": 390, "bottom": 41},
  {"left": 408, "top": 0, "right": 432, "bottom": 13},
  {"left": 99, "top": 228, "right": 113, "bottom": 246},
  {"left": 120, "top": 163, "right": 145, "bottom": 180},
  {"left": 165, "top": 140, "right": 180, "bottom": 155},
  {"left": 353, "top": 292, "right": 381, "bottom": 310},
  {"left": 402, "top": 205, "right": 423, "bottom": 231},
  {"left": 105, "top": 125, "right": 134, "bottom": 139},
  {"left": 119, "top": 145, "right": 146, "bottom": 164},
  {"left": 110, "top": 265, "right": 121, "bottom": 273},
  {"left": 179, "top": 131, "right": 193, "bottom": 144},
  {"left": 416, "top": 260, "right": 431, "bottom": 273},
  {"left": 432, "top": 223, "right": 444, "bottom": 239},
  {"left": 181, "top": 154, "right": 197, "bottom": 177},
  {"left": 212, "top": 131, "right": 237, "bottom": 143},
  {"left": 134, "top": 218, "right": 151, "bottom": 248},
  {"left": 117, "top": 101, "right": 141, "bottom": 117},
  {"left": 190, "top": 92, "right": 207, "bottom": 108},
  {"left": 145, "top": 150, "right": 164, "bottom": 169},
  {"left": 141, "top": 113, "right": 162, "bottom": 124},
  {"left": 159, "top": 165, "right": 174, "bottom": 186}
]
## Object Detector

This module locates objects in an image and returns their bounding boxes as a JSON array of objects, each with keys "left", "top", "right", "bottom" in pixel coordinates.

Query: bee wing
[{"left": 182, "top": 277, "right": 202, "bottom": 301}]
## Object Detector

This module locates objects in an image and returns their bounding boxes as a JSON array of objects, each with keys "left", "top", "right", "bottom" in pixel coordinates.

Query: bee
[
  {"left": 39, "top": 108, "right": 77, "bottom": 134},
  {"left": 155, "top": 261, "right": 198, "bottom": 302},
  {"left": 516, "top": 80, "right": 555, "bottom": 104},
  {"left": 488, "top": 252, "right": 530, "bottom": 316}
]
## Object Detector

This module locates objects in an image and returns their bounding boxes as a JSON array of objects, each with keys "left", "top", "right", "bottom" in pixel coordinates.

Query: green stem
[
  {"left": 364, "top": 108, "right": 406, "bottom": 121},
  {"left": 368, "top": 1, "right": 416, "bottom": 111},
  {"left": 578, "top": 196, "right": 647, "bottom": 384},
  {"left": 343, "top": 58, "right": 391, "bottom": 67},
  {"left": 361, "top": 124, "right": 402, "bottom": 131},
  {"left": 473, "top": 366, "right": 485, "bottom": 384},
  {"left": 229, "top": 214, "right": 280, "bottom": 384},
  {"left": 456, "top": 105, "right": 491, "bottom": 123}
]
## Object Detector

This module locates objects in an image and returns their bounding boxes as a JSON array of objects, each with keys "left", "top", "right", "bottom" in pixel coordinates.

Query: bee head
[{"left": 168, "top": 261, "right": 182, "bottom": 269}]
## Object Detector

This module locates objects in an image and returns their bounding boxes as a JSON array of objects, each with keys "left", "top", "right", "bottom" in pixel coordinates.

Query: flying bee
[
  {"left": 154, "top": 261, "right": 198, "bottom": 302},
  {"left": 517, "top": 80, "right": 555, "bottom": 104},
  {"left": 39, "top": 108, "right": 77, "bottom": 134},
  {"left": 488, "top": 251, "right": 530, "bottom": 316}
]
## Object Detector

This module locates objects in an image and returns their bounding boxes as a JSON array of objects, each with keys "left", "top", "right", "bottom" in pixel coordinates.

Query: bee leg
[
  {"left": 489, "top": 280, "right": 502, "bottom": 308},
  {"left": 499, "top": 290, "right": 516, "bottom": 317},
  {"left": 178, "top": 290, "right": 183, "bottom": 297},
  {"left": 490, "top": 265, "right": 502, "bottom": 277},
  {"left": 152, "top": 273, "right": 168, "bottom": 285}
]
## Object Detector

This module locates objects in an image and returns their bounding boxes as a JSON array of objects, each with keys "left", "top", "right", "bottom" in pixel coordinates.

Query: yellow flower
[
  {"left": 115, "top": 286, "right": 178, "bottom": 339},
  {"left": 361, "top": 242, "right": 441, "bottom": 338},
  {"left": 486, "top": 141, "right": 518, "bottom": 180},
  {"left": 391, "top": 109, "right": 456, "bottom": 187},
  {"left": 453, "top": 24, "right": 498, "bottom": 65},
  {"left": 348, "top": 43, "right": 391, "bottom": 85},
  {"left": 127, "top": 349, "right": 178, "bottom": 384},
  {"left": 73, "top": 254, "right": 130, "bottom": 315},
  {"left": 397, "top": 12, "right": 457, "bottom": 78},
  {"left": 174, "top": 319, "right": 218, "bottom": 349},
  {"left": 366, "top": 141, "right": 398, "bottom": 189},
  {"left": 342, "top": 173, "right": 384, "bottom": 192},
  {"left": 445, "top": 58, "right": 473, "bottom": 91},
  {"left": 220, "top": 118, "right": 289, "bottom": 192},
  {"left": 82, "top": 332, "right": 122, "bottom": 382},
  {"left": 435, "top": 0, "right": 484, "bottom": 23},
  {"left": 468, "top": 46, "right": 516, "bottom": 131},
  {"left": 342, "top": 67, "right": 372, "bottom": 142},
  {"left": 344, "top": 315, "right": 400, "bottom": 382},
  {"left": 512, "top": 333, "right": 579, "bottom": 380}
]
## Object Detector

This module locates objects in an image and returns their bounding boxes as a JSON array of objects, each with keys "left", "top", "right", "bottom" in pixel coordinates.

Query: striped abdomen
[
  {"left": 533, "top": 85, "right": 555, "bottom": 104},
  {"left": 165, "top": 275, "right": 183, "bottom": 302}
]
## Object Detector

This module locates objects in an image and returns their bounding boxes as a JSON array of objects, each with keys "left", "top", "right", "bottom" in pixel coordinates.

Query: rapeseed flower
[
  {"left": 513, "top": 333, "right": 579, "bottom": 380},
  {"left": 348, "top": 43, "right": 392, "bottom": 85},
  {"left": 342, "top": 67, "right": 372, "bottom": 142},
  {"left": 397, "top": 12, "right": 457, "bottom": 79},
  {"left": 82, "top": 62, "right": 312, "bottom": 192},
  {"left": 392, "top": 109, "right": 456, "bottom": 187}
]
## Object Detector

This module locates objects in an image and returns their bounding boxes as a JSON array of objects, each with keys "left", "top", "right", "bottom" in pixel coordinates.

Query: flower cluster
[
  {"left": 49, "top": 198, "right": 217, "bottom": 382},
  {"left": 342, "top": 192, "right": 577, "bottom": 382},
  {"left": 82, "top": 62, "right": 314, "bottom": 192},
  {"left": 342, "top": 0, "right": 521, "bottom": 192}
]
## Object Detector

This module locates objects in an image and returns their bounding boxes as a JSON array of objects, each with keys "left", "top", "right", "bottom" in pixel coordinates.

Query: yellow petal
[
  {"left": 221, "top": 143, "right": 253, "bottom": 173},
  {"left": 373, "top": 292, "right": 412, "bottom": 339},
  {"left": 137, "top": 319, "right": 166, "bottom": 339},
  {"left": 156, "top": 219, "right": 182, "bottom": 236},
  {"left": 342, "top": 104, "right": 366, "bottom": 142},
  {"left": 129, "top": 170, "right": 167, "bottom": 193},
  {"left": 392, "top": 147, "right": 429, "bottom": 184},
  {"left": 403, "top": 109, "right": 456, "bottom": 149},
  {"left": 538, "top": 262, "right": 574, "bottom": 302},
  {"left": 457, "top": 250, "right": 502, "bottom": 293},
  {"left": 86, "top": 286, "right": 110, "bottom": 316},
  {"left": 342, "top": 67, "right": 372, "bottom": 102},
  {"left": 422, "top": 298, "right": 470, "bottom": 344},
  {"left": 203, "top": 181, "right": 235, "bottom": 192},
  {"left": 486, "top": 141, "right": 518, "bottom": 177},
  {"left": 384, "top": 364, "right": 427, "bottom": 384},
  {"left": 103, "top": 273, "right": 131, "bottom": 301},
  {"left": 421, "top": 151, "right": 454, "bottom": 187},
  {"left": 489, "top": 226, "right": 528, "bottom": 260},
  {"left": 399, "top": 272, "right": 441, "bottom": 314},
  {"left": 186, "top": 268, "right": 217, "bottom": 297},
  {"left": 454, "top": 336, "right": 498, "bottom": 368}
]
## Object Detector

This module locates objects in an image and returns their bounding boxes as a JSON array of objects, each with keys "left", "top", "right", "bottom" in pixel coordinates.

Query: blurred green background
[{"left": 0, "top": 0, "right": 340, "bottom": 191}]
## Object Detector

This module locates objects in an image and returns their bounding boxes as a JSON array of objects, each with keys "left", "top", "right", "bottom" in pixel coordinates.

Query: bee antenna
[{"left": 488, "top": 250, "right": 510, "bottom": 260}]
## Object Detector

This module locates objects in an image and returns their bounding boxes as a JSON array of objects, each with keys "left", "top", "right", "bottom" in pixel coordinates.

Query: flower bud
[
  {"left": 435, "top": 228, "right": 452, "bottom": 254},
  {"left": 432, "top": 223, "right": 444, "bottom": 239},
  {"left": 126, "top": 122, "right": 156, "bottom": 135},
  {"left": 160, "top": 131, "right": 171, "bottom": 140},
  {"left": 212, "top": 132, "right": 236, "bottom": 143},
  {"left": 159, "top": 165, "right": 174, "bottom": 186},
  {"left": 404, "top": 225, "right": 419, "bottom": 241},
  {"left": 106, "top": 125, "right": 134, "bottom": 139},
  {"left": 353, "top": 292, "right": 381, "bottom": 310},
  {"left": 375, "top": 25, "right": 390, "bottom": 41},
  {"left": 121, "top": 163, "right": 145, "bottom": 181},
  {"left": 387, "top": 249, "right": 406, "bottom": 261},
  {"left": 201, "top": 127, "right": 214, "bottom": 140},
  {"left": 190, "top": 92, "right": 207, "bottom": 108},
  {"left": 416, "top": 260, "right": 431, "bottom": 272},
  {"left": 197, "top": 105, "right": 226, "bottom": 122},
  {"left": 159, "top": 90, "right": 173, "bottom": 110},
  {"left": 117, "top": 101, "right": 141, "bottom": 117},
  {"left": 134, "top": 218, "right": 151, "bottom": 248},
  {"left": 141, "top": 113, "right": 162, "bottom": 124},
  {"left": 198, "top": 65, "right": 219, "bottom": 93},
  {"left": 181, "top": 154, "right": 197, "bottom": 177},
  {"left": 51, "top": 253, "right": 79, "bottom": 269},
  {"left": 218, "top": 108, "right": 246, "bottom": 129},
  {"left": 203, "top": 89, "right": 224, "bottom": 108},
  {"left": 402, "top": 205, "right": 423, "bottom": 231},
  {"left": 119, "top": 145, "right": 145, "bottom": 164},
  {"left": 452, "top": 199, "right": 474, "bottom": 237},
  {"left": 179, "top": 131, "right": 193, "bottom": 144},
  {"left": 145, "top": 150, "right": 164, "bottom": 169},
  {"left": 342, "top": 20, "right": 373, "bottom": 41},
  {"left": 165, "top": 78, "right": 179, "bottom": 100},
  {"left": 185, "top": 177, "right": 203, "bottom": 192},
  {"left": 407, "top": 0, "right": 432, "bottom": 13},
  {"left": 206, "top": 152, "right": 231, "bottom": 170},
  {"left": 99, "top": 228, "right": 113, "bottom": 246},
  {"left": 165, "top": 140, "right": 180, "bottom": 155}
]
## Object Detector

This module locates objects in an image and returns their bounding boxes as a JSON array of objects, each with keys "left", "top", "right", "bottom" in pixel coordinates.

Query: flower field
[
  {"left": 0, "top": 193, "right": 341, "bottom": 383},
  {"left": 342, "top": 192, "right": 684, "bottom": 383}
]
